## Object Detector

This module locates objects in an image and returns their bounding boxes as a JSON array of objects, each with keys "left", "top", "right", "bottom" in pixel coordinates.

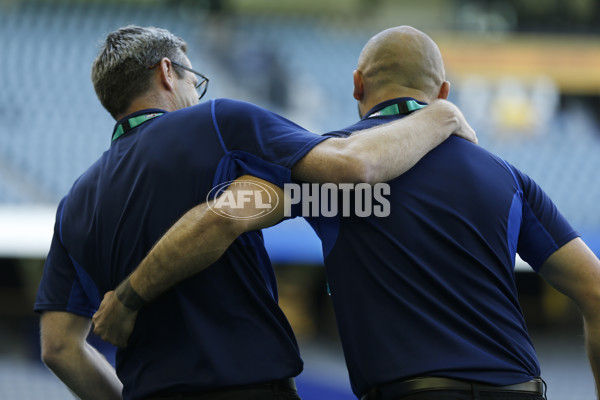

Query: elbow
[
  {"left": 208, "top": 204, "right": 250, "bottom": 236},
  {"left": 335, "top": 139, "right": 381, "bottom": 184},
  {"left": 581, "top": 289, "right": 600, "bottom": 323},
  {"left": 317, "top": 140, "right": 368, "bottom": 184},
  {"left": 345, "top": 152, "right": 378, "bottom": 185},
  {"left": 222, "top": 215, "right": 249, "bottom": 237},
  {"left": 359, "top": 158, "right": 379, "bottom": 185},
  {"left": 41, "top": 335, "right": 76, "bottom": 371},
  {"left": 41, "top": 339, "right": 65, "bottom": 370}
]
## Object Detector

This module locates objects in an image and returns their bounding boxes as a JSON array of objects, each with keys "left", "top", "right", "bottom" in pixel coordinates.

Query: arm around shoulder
[
  {"left": 292, "top": 99, "right": 476, "bottom": 184},
  {"left": 93, "top": 175, "right": 286, "bottom": 347},
  {"left": 125, "top": 175, "right": 286, "bottom": 303}
]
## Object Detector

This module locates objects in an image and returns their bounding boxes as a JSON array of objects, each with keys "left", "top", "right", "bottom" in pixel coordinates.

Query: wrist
[
  {"left": 429, "top": 100, "right": 459, "bottom": 138},
  {"left": 115, "top": 279, "right": 147, "bottom": 311}
]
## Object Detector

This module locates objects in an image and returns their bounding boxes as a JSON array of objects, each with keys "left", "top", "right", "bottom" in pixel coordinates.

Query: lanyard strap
[
  {"left": 112, "top": 112, "right": 164, "bottom": 142},
  {"left": 368, "top": 100, "right": 427, "bottom": 118}
]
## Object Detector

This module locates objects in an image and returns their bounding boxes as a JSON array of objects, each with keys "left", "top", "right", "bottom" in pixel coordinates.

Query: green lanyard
[
  {"left": 368, "top": 100, "right": 426, "bottom": 118},
  {"left": 112, "top": 112, "right": 164, "bottom": 142}
]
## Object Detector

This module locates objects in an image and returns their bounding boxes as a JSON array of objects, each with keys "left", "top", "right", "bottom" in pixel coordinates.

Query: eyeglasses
[{"left": 148, "top": 60, "right": 209, "bottom": 101}]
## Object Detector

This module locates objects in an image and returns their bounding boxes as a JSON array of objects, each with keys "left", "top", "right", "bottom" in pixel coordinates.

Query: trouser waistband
[
  {"left": 145, "top": 378, "right": 297, "bottom": 399},
  {"left": 361, "top": 377, "right": 544, "bottom": 400}
]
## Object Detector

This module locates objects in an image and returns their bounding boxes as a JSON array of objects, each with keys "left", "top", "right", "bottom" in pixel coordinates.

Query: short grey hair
[{"left": 91, "top": 25, "right": 188, "bottom": 119}]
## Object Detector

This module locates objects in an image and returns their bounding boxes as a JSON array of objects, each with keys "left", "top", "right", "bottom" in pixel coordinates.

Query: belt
[
  {"left": 145, "top": 378, "right": 297, "bottom": 399},
  {"left": 361, "top": 377, "right": 544, "bottom": 400}
]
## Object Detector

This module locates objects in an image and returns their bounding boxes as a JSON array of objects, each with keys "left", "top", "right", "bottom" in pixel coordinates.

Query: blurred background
[{"left": 0, "top": 0, "right": 599, "bottom": 398}]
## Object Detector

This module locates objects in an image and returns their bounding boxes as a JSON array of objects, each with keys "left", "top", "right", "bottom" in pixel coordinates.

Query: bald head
[{"left": 354, "top": 26, "right": 447, "bottom": 113}]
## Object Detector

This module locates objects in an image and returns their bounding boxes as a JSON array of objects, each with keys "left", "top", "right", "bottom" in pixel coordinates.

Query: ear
[
  {"left": 353, "top": 70, "right": 364, "bottom": 101},
  {"left": 158, "top": 58, "right": 176, "bottom": 91},
  {"left": 437, "top": 80, "right": 450, "bottom": 100}
]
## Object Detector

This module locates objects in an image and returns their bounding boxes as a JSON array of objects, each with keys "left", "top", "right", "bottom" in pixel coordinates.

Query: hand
[
  {"left": 429, "top": 99, "right": 478, "bottom": 145},
  {"left": 92, "top": 291, "right": 138, "bottom": 348},
  {"left": 453, "top": 106, "right": 477, "bottom": 145}
]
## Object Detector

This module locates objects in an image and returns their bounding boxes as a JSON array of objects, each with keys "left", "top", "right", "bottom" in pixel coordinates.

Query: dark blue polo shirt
[
  {"left": 308, "top": 98, "right": 579, "bottom": 397},
  {"left": 34, "top": 99, "right": 327, "bottom": 400}
]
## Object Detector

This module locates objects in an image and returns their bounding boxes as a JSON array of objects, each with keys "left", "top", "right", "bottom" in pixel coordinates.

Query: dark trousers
[
  {"left": 399, "top": 391, "right": 545, "bottom": 400},
  {"left": 143, "top": 379, "right": 301, "bottom": 400}
]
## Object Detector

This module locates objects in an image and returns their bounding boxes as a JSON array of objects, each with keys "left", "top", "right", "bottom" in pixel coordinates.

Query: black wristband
[{"left": 115, "top": 280, "right": 147, "bottom": 311}]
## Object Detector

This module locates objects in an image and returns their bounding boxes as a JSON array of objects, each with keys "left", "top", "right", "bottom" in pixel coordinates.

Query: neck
[
  {"left": 115, "top": 92, "right": 176, "bottom": 121},
  {"left": 360, "top": 88, "right": 430, "bottom": 118}
]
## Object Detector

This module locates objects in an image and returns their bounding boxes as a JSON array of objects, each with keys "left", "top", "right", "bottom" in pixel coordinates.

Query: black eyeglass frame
[{"left": 148, "top": 60, "right": 209, "bottom": 101}]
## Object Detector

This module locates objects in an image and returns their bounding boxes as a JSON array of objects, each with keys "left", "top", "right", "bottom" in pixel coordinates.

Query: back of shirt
[
  {"left": 310, "top": 100, "right": 578, "bottom": 396},
  {"left": 35, "top": 99, "right": 327, "bottom": 400}
]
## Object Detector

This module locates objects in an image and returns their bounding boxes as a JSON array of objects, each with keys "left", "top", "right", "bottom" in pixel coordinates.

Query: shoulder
[
  {"left": 212, "top": 98, "right": 309, "bottom": 136},
  {"left": 71, "top": 154, "right": 106, "bottom": 190},
  {"left": 212, "top": 98, "right": 270, "bottom": 116},
  {"left": 211, "top": 98, "right": 283, "bottom": 131},
  {"left": 62, "top": 152, "right": 109, "bottom": 214},
  {"left": 325, "top": 118, "right": 389, "bottom": 138}
]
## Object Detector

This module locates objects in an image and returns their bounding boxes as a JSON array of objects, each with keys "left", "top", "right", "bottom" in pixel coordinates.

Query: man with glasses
[{"left": 34, "top": 25, "right": 475, "bottom": 400}]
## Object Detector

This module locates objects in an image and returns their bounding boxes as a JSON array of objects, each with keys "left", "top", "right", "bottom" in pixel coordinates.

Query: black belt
[
  {"left": 361, "top": 377, "right": 544, "bottom": 400},
  {"left": 145, "top": 378, "right": 297, "bottom": 399}
]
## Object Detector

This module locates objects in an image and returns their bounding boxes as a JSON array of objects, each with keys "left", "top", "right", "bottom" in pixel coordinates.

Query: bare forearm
[
  {"left": 293, "top": 99, "right": 473, "bottom": 184},
  {"left": 347, "top": 102, "right": 459, "bottom": 184},
  {"left": 41, "top": 312, "right": 122, "bottom": 399},
  {"left": 93, "top": 177, "right": 285, "bottom": 346},
  {"left": 113, "top": 176, "right": 285, "bottom": 310},
  {"left": 124, "top": 203, "right": 237, "bottom": 304},
  {"left": 46, "top": 343, "right": 122, "bottom": 400}
]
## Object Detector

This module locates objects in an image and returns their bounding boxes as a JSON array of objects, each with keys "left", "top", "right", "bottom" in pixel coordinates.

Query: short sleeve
[
  {"left": 33, "top": 198, "right": 96, "bottom": 318},
  {"left": 514, "top": 168, "right": 580, "bottom": 271},
  {"left": 212, "top": 99, "right": 328, "bottom": 171}
]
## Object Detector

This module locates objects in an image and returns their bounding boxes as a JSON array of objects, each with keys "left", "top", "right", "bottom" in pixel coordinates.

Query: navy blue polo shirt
[
  {"left": 34, "top": 99, "right": 327, "bottom": 400},
  {"left": 307, "top": 98, "right": 579, "bottom": 397}
]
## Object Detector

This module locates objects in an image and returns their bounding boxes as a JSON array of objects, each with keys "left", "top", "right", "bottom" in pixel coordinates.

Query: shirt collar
[
  {"left": 112, "top": 108, "right": 167, "bottom": 142},
  {"left": 362, "top": 97, "right": 428, "bottom": 120}
]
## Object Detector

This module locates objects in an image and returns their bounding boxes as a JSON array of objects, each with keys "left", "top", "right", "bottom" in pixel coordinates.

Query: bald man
[
  {"left": 92, "top": 26, "right": 600, "bottom": 399},
  {"left": 353, "top": 26, "right": 448, "bottom": 118},
  {"left": 302, "top": 26, "right": 600, "bottom": 399}
]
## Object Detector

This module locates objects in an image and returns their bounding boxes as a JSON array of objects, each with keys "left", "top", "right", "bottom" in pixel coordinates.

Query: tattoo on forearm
[{"left": 115, "top": 279, "right": 147, "bottom": 311}]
